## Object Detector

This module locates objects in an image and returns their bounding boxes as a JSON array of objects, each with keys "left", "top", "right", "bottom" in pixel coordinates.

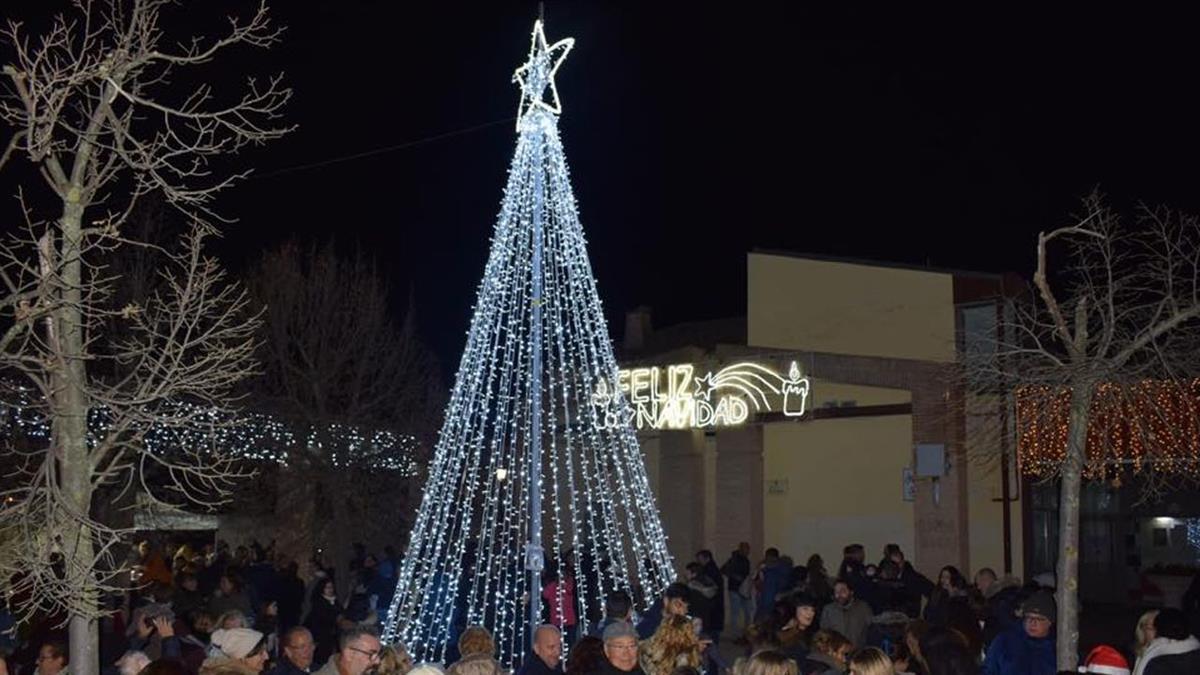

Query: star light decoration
[{"left": 512, "top": 19, "right": 574, "bottom": 128}]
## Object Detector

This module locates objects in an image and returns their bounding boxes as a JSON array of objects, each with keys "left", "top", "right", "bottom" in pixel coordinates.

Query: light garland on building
[
  {"left": 0, "top": 385, "right": 419, "bottom": 474},
  {"left": 1015, "top": 379, "right": 1200, "bottom": 480},
  {"left": 381, "top": 19, "right": 674, "bottom": 666}
]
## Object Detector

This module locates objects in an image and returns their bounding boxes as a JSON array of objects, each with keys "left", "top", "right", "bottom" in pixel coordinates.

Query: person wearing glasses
[
  {"left": 600, "top": 622, "right": 644, "bottom": 675},
  {"left": 270, "top": 627, "right": 316, "bottom": 675},
  {"left": 981, "top": 591, "right": 1056, "bottom": 675},
  {"left": 313, "top": 627, "right": 383, "bottom": 675}
]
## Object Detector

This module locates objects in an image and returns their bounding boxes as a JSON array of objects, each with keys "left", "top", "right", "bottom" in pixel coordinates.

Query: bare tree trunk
[
  {"left": 59, "top": 201, "right": 99, "bottom": 675},
  {"left": 1055, "top": 383, "right": 1092, "bottom": 671},
  {"left": 329, "top": 471, "right": 354, "bottom": 600}
]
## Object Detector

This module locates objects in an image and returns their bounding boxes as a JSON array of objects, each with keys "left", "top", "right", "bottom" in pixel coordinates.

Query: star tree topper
[{"left": 513, "top": 19, "right": 574, "bottom": 127}]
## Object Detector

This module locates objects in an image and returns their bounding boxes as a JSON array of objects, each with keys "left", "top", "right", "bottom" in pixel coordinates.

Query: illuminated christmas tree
[{"left": 382, "top": 20, "right": 674, "bottom": 664}]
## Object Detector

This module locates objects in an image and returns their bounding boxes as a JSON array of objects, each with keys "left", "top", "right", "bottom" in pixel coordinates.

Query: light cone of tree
[{"left": 381, "top": 20, "right": 674, "bottom": 665}]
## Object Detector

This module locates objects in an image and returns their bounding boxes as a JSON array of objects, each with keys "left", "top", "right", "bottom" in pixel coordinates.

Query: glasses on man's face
[
  {"left": 347, "top": 646, "right": 382, "bottom": 661},
  {"left": 608, "top": 642, "right": 638, "bottom": 652}
]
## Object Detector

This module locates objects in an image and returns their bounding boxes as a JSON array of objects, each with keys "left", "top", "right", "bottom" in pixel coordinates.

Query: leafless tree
[
  {"left": 0, "top": 2, "right": 291, "bottom": 672},
  {"left": 962, "top": 192, "right": 1200, "bottom": 668},
  {"left": 244, "top": 240, "right": 442, "bottom": 597}
]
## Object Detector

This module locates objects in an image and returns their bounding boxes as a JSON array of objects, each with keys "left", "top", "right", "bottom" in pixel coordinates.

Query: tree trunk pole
[
  {"left": 1056, "top": 383, "right": 1092, "bottom": 671},
  {"left": 59, "top": 198, "right": 98, "bottom": 675}
]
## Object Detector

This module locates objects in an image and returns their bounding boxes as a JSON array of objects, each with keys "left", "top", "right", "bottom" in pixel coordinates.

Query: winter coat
[
  {"left": 981, "top": 624, "right": 1055, "bottom": 675},
  {"left": 267, "top": 655, "right": 311, "bottom": 675},
  {"left": 303, "top": 595, "right": 341, "bottom": 666},
  {"left": 702, "top": 560, "right": 725, "bottom": 632},
  {"left": 516, "top": 653, "right": 562, "bottom": 675},
  {"left": 598, "top": 660, "right": 645, "bottom": 675},
  {"left": 755, "top": 561, "right": 790, "bottom": 619},
  {"left": 312, "top": 655, "right": 339, "bottom": 675},
  {"left": 1145, "top": 649, "right": 1200, "bottom": 675},
  {"left": 543, "top": 577, "right": 578, "bottom": 628},
  {"left": 800, "top": 652, "right": 843, "bottom": 675},
  {"left": 721, "top": 553, "right": 750, "bottom": 596},
  {"left": 819, "top": 599, "right": 872, "bottom": 649},
  {"left": 895, "top": 562, "right": 934, "bottom": 601},
  {"left": 209, "top": 591, "right": 254, "bottom": 621},
  {"left": 1136, "top": 635, "right": 1200, "bottom": 675},
  {"left": 447, "top": 653, "right": 508, "bottom": 675},
  {"left": 981, "top": 577, "right": 1023, "bottom": 648},
  {"left": 686, "top": 575, "right": 718, "bottom": 635}
]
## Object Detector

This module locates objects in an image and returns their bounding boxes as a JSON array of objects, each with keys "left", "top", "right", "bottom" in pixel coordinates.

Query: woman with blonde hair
[
  {"left": 805, "top": 630, "right": 852, "bottom": 674},
  {"left": 847, "top": 648, "right": 893, "bottom": 675},
  {"left": 640, "top": 614, "right": 701, "bottom": 675},
  {"left": 447, "top": 626, "right": 506, "bottom": 675},
  {"left": 741, "top": 650, "right": 797, "bottom": 675},
  {"left": 1135, "top": 609, "right": 1159, "bottom": 658},
  {"left": 377, "top": 644, "right": 415, "bottom": 675}
]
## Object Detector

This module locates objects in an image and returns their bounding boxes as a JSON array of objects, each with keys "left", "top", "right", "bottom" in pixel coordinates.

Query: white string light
[
  {"left": 383, "top": 19, "right": 674, "bottom": 666},
  {"left": 0, "top": 385, "right": 419, "bottom": 474}
]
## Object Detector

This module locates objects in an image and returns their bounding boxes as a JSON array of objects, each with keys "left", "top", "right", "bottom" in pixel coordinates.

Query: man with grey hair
[
  {"left": 517, "top": 625, "right": 563, "bottom": 675},
  {"left": 271, "top": 626, "right": 316, "bottom": 675},
  {"left": 313, "top": 626, "right": 381, "bottom": 675},
  {"left": 600, "top": 622, "right": 644, "bottom": 675}
]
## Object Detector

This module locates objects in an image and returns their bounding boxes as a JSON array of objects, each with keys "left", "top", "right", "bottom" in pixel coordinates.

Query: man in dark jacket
[
  {"left": 517, "top": 625, "right": 564, "bottom": 675},
  {"left": 696, "top": 550, "right": 724, "bottom": 637},
  {"left": 636, "top": 582, "right": 689, "bottom": 640},
  {"left": 981, "top": 590, "right": 1056, "bottom": 675},
  {"left": 591, "top": 590, "right": 633, "bottom": 638},
  {"left": 721, "top": 543, "right": 751, "bottom": 635},
  {"left": 271, "top": 626, "right": 316, "bottom": 675},
  {"left": 881, "top": 544, "right": 934, "bottom": 605}
]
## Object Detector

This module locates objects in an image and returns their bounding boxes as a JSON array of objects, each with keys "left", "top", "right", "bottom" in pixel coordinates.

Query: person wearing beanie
[
  {"left": 1134, "top": 608, "right": 1200, "bottom": 675},
  {"left": 201, "top": 627, "right": 269, "bottom": 675},
  {"left": 981, "top": 590, "right": 1056, "bottom": 675},
  {"left": 1080, "top": 645, "right": 1130, "bottom": 675}
]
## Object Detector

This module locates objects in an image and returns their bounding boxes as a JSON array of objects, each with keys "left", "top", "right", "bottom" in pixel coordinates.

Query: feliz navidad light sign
[{"left": 592, "top": 361, "right": 811, "bottom": 431}]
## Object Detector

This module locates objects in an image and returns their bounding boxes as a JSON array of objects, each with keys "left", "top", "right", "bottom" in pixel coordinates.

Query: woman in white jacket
[{"left": 1132, "top": 609, "right": 1200, "bottom": 675}]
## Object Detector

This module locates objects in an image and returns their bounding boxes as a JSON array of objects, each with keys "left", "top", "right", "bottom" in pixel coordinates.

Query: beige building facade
[{"left": 626, "top": 251, "right": 1023, "bottom": 581}]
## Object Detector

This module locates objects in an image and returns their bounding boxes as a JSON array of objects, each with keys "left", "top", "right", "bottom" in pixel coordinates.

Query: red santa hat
[{"left": 1079, "top": 645, "right": 1130, "bottom": 675}]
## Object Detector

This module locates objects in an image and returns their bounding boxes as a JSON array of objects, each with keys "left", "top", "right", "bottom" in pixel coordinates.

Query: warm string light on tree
[
  {"left": 0, "top": 385, "right": 419, "bottom": 474},
  {"left": 382, "top": 19, "right": 674, "bottom": 666},
  {"left": 1016, "top": 379, "right": 1200, "bottom": 480}
]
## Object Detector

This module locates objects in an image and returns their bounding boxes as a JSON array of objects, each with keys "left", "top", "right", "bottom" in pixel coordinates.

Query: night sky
[{"left": 8, "top": 3, "right": 1200, "bottom": 368}]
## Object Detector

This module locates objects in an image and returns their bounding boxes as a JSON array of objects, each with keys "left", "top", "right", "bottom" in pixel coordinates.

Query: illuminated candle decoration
[{"left": 380, "top": 20, "right": 674, "bottom": 665}]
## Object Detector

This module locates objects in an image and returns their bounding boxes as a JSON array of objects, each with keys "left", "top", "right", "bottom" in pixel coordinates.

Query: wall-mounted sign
[{"left": 592, "top": 361, "right": 810, "bottom": 431}]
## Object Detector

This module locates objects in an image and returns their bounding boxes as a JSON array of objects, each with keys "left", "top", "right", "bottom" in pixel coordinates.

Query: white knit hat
[{"left": 211, "top": 628, "right": 265, "bottom": 660}]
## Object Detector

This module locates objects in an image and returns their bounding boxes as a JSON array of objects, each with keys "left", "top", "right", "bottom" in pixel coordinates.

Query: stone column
[
  {"left": 713, "top": 426, "right": 764, "bottom": 564},
  {"left": 658, "top": 429, "right": 707, "bottom": 572}
]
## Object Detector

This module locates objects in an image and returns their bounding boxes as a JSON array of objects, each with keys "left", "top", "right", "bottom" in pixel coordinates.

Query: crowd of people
[
  {"left": 0, "top": 538, "right": 402, "bottom": 675},
  {"left": 1, "top": 538, "right": 1199, "bottom": 675}
]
